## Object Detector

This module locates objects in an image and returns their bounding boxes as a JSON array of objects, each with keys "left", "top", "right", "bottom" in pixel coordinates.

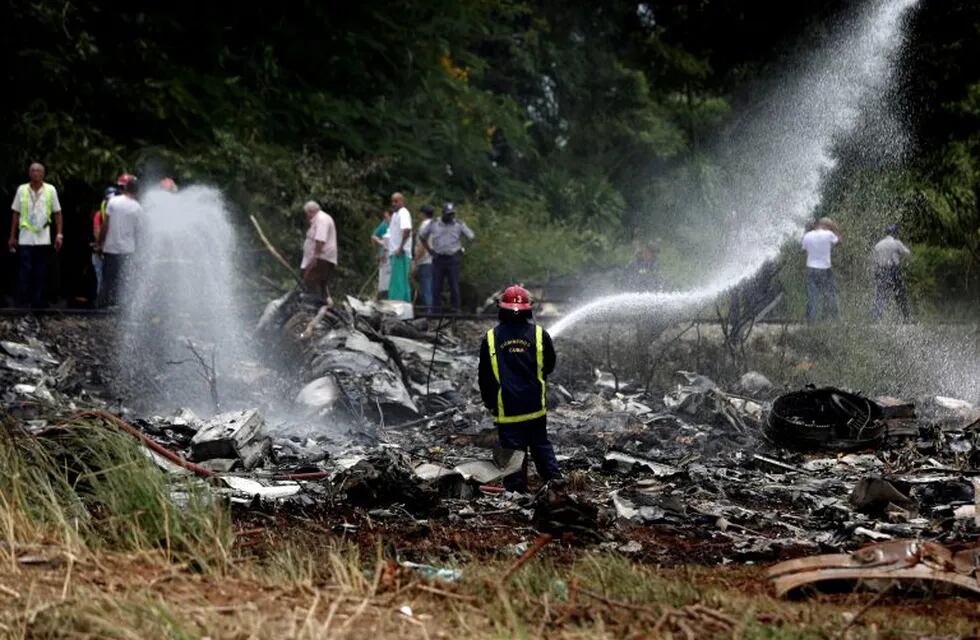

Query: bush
[
  {"left": 904, "top": 244, "right": 980, "bottom": 320},
  {"left": 459, "top": 199, "right": 617, "bottom": 299}
]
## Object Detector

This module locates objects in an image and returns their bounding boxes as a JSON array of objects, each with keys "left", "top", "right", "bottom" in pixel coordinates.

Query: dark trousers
[
  {"left": 303, "top": 258, "right": 334, "bottom": 303},
  {"left": 497, "top": 416, "right": 561, "bottom": 492},
  {"left": 99, "top": 253, "right": 131, "bottom": 307},
  {"left": 872, "top": 265, "right": 910, "bottom": 322},
  {"left": 431, "top": 252, "right": 461, "bottom": 311},
  {"left": 805, "top": 267, "right": 838, "bottom": 323},
  {"left": 15, "top": 244, "right": 51, "bottom": 308}
]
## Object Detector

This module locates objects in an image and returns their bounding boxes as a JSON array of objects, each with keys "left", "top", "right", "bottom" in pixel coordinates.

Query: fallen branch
[
  {"left": 0, "top": 584, "right": 21, "bottom": 599},
  {"left": 250, "top": 214, "right": 302, "bottom": 285},
  {"left": 834, "top": 580, "right": 897, "bottom": 639},
  {"left": 650, "top": 602, "right": 738, "bottom": 638},
  {"left": 575, "top": 586, "right": 660, "bottom": 616},
  {"left": 500, "top": 533, "right": 553, "bottom": 584},
  {"left": 686, "top": 603, "right": 740, "bottom": 628},
  {"left": 356, "top": 263, "right": 381, "bottom": 298},
  {"left": 300, "top": 305, "right": 330, "bottom": 340},
  {"left": 414, "top": 583, "right": 478, "bottom": 602}
]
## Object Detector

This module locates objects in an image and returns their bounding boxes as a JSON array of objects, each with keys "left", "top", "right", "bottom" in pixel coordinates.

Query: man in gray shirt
[
  {"left": 419, "top": 202, "right": 475, "bottom": 312},
  {"left": 872, "top": 223, "right": 911, "bottom": 322}
]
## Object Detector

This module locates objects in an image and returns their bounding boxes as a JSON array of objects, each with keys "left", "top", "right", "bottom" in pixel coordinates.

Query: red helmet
[
  {"left": 499, "top": 285, "right": 532, "bottom": 311},
  {"left": 159, "top": 177, "right": 178, "bottom": 192},
  {"left": 116, "top": 173, "right": 137, "bottom": 187}
]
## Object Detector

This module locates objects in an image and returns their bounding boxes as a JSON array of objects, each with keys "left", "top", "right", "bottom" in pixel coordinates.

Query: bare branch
[{"left": 181, "top": 339, "right": 220, "bottom": 412}]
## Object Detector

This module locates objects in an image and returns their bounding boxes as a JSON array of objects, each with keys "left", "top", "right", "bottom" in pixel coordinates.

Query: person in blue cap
[{"left": 419, "top": 202, "right": 475, "bottom": 312}]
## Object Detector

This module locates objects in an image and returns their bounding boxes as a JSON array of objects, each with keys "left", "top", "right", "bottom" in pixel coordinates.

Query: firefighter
[{"left": 478, "top": 285, "right": 561, "bottom": 492}]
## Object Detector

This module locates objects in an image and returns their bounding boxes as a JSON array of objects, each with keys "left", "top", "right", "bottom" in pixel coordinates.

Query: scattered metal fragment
[
  {"left": 767, "top": 540, "right": 980, "bottom": 597},
  {"left": 453, "top": 448, "right": 525, "bottom": 484},
  {"left": 751, "top": 453, "right": 799, "bottom": 473},
  {"left": 603, "top": 451, "right": 682, "bottom": 477},
  {"left": 189, "top": 409, "right": 271, "bottom": 470},
  {"left": 850, "top": 477, "right": 916, "bottom": 515},
  {"left": 1, "top": 340, "right": 59, "bottom": 365},
  {"left": 221, "top": 476, "right": 302, "bottom": 501}
]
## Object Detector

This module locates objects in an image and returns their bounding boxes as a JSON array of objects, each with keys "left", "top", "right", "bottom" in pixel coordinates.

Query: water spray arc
[{"left": 549, "top": 0, "right": 919, "bottom": 338}]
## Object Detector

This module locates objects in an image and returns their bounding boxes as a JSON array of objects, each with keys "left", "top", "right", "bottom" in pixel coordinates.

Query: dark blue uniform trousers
[
  {"left": 497, "top": 416, "right": 561, "bottom": 492},
  {"left": 431, "top": 252, "right": 462, "bottom": 311}
]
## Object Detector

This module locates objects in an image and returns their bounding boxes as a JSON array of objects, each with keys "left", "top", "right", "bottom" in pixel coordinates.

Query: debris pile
[
  {"left": 1, "top": 319, "right": 93, "bottom": 410},
  {"left": 1, "top": 303, "right": 978, "bottom": 588}
]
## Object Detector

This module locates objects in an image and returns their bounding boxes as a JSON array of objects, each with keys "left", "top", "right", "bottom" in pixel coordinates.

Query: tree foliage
[{"left": 1, "top": 0, "right": 976, "bottom": 302}]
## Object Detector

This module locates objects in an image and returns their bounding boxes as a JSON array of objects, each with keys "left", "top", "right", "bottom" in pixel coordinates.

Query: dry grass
[
  {"left": 1, "top": 417, "right": 976, "bottom": 639},
  {"left": 0, "top": 417, "right": 232, "bottom": 572},
  {"left": 2, "top": 539, "right": 977, "bottom": 640}
]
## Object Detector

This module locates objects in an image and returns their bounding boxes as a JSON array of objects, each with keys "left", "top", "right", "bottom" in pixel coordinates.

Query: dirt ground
[{"left": 2, "top": 531, "right": 978, "bottom": 640}]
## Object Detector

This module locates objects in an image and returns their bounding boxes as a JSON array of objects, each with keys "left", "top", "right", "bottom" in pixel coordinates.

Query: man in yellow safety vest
[
  {"left": 8, "top": 163, "right": 63, "bottom": 308},
  {"left": 478, "top": 285, "right": 561, "bottom": 492}
]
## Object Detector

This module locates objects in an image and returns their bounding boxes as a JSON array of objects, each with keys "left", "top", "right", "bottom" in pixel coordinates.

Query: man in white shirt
[
  {"left": 872, "top": 224, "right": 911, "bottom": 322},
  {"left": 387, "top": 192, "right": 413, "bottom": 302},
  {"left": 301, "top": 200, "right": 337, "bottom": 306},
  {"left": 9, "top": 163, "right": 63, "bottom": 308},
  {"left": 801, "top": 218, "right": 841, "bottom": 323},
  {"left": 98, "top": 177, "right": 142, "bottom": 307}
]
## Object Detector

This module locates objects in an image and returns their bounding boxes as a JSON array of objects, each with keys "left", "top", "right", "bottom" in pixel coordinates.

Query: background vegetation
[{"left": 2, "top": 1, "right": 977, "bottom": 314}]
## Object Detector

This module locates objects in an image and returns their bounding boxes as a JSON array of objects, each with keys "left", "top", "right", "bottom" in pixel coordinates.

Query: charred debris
[{"left": 2, "top": 295, "right": 978, "bottom": 597}]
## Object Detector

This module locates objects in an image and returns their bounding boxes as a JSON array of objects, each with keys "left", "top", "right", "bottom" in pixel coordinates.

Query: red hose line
[
  {"left": 69, "top": 410, "right": 215, "bottom": 478},
  {"left": 66, "top": 411, "right": 330, "bottom": 482},
  {"left": 479, "top": 484, "right": 506, "bottom": 494}
]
